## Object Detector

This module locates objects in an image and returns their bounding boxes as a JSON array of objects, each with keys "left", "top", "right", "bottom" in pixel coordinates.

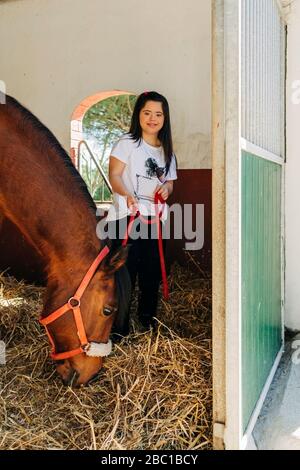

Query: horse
[{"left": 0, "top": 94, "right": 131, "bottom": 387}]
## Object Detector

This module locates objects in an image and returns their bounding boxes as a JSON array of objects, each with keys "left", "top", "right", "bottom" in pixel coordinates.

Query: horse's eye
[{"left": 103, "top": 306, "right": 113, "bottom": 316}]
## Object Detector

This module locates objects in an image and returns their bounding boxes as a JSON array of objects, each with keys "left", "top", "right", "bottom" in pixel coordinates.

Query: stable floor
[{"left": 253, "top": 332, "right": 300, "bottom": 450}]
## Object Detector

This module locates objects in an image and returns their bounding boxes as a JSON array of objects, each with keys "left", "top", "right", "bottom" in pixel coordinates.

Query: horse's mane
[{"left": 5, "top": 94, "right": 96, "bottom": 213}]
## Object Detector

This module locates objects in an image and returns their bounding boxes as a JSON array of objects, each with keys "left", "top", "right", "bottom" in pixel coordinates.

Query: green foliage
[
  {"left": 80, "top": 93, "right": 137, "bottom": 202},
  {"left": 83, "top": 94, "right": 137, "bottom": 159}
]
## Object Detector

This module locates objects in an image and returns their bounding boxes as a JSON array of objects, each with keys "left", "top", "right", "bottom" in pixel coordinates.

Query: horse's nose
[
  {"left": 58, "top": 356, "right": 103, "bottom": 387},
  {"left": 86, "top": 368, "right": 103, "bottom": 386},
  {"left": 62, "top": 367, "right": 79, "bottom": 387}
]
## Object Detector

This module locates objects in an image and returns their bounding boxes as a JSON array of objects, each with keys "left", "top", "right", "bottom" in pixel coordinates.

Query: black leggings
[{"left": 109, "top": 216, "right": 166, "bottom": 321}]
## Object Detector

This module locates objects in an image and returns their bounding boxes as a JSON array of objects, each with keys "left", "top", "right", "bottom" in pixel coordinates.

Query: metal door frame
[{"left": 212, "top": 0, "right": 286, "bottom": 450}]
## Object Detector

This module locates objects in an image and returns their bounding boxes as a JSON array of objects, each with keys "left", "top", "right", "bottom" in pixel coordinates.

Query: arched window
[{"left": 71, "top": 90, "right": 137, "bottom": 202}]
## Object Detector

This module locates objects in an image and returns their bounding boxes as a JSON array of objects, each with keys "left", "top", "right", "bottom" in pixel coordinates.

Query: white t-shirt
[{"left": 106, "top": 135, "right": 177, "bottom": 222}]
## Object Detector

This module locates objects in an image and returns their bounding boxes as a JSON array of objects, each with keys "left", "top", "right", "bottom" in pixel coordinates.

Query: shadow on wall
[{"left": 0, "top": 216, "right": 45, "bottom": 285}]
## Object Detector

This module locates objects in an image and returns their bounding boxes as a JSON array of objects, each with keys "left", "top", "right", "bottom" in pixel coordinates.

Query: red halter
[{"left": 40, "top": 245, "right": 110, "bottom": 361}]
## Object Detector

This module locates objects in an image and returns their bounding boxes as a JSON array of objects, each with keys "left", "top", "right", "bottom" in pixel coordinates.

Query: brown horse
[{"left": 0, "top": 94, "right": 130, "bottom": 386}]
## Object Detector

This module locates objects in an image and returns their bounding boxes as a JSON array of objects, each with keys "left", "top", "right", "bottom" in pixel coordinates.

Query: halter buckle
[{"left": 68, "top": 296, "right": 81, "bottom": 309}]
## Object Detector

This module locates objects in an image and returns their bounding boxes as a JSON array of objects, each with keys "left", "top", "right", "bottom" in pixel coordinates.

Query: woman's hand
[
  {"left": 127, "top": 194, "right": 139, "bottom": 215},
  {"left": 155, "top": 182, "right": 172, "bottom": 201}
]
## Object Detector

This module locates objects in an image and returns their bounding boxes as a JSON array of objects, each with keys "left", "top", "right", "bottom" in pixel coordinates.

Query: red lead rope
[{"left": 121, "top": 192, "right": 169, "bottom": 300}]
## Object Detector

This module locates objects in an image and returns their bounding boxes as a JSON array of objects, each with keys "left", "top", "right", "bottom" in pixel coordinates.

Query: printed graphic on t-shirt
[
  {"left": 135, "top": 158, "right": 167, "bottom": 202},
  {"left": 145, "top": 157, "right": 165, "bottom": 182}
]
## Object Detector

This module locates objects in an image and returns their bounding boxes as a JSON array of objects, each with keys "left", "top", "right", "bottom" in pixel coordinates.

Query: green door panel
[{"left": 242, "top": 151, "right": 282, "bottom": 431}]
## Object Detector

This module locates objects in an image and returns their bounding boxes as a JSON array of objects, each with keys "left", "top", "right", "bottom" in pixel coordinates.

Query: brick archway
[{"left": 70, "top": 90, "right": 135, "bottom": 165}]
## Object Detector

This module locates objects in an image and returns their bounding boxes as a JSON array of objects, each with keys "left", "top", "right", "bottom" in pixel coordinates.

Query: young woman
[{"left": 106, "top": 91, "right": 177, "bottom": 332}]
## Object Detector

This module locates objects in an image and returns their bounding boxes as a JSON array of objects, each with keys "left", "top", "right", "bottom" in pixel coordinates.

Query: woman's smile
[{"left": 139, "top": 100, "right": 165, "bottom": 137}]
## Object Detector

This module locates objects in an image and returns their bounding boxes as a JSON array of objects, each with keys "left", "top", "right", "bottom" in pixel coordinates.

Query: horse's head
[{"left": 42, "top": 245, "right": 130, "bottom": 387}]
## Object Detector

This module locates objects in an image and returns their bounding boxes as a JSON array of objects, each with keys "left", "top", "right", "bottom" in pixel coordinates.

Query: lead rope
[{"left": 122, "top": 192, "right": 169, "bottom": 299}]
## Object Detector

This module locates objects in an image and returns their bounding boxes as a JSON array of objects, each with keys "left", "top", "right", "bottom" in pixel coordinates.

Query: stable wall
[
  {"left": 0, "top": 0, "right": 212, "bottom": 275},
  {"left": 0, "top": 0, "right": 211, "bottom": 170}
]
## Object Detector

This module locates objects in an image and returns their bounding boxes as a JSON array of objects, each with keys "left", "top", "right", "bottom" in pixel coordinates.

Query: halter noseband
[{"left": 40, "top": 245, "right": 112, "bottom": 361}]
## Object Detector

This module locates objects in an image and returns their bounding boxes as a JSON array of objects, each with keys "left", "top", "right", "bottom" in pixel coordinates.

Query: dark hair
[{"left": 128, "top": 91, "right": 176, "bottom": 175}]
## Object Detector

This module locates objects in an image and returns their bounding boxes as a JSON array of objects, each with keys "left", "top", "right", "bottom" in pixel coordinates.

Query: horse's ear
[{"left": 102, "top": 246, "right": 129, "bottom": 276}]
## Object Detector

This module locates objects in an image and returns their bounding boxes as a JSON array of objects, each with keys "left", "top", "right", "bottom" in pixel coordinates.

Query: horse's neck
[{"left": 0, "top": 125, "right": 101, "bottom": 290}]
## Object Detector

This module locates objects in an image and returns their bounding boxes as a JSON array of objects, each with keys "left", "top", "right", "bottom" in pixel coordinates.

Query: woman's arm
[
  {"left": 109, "top": 156, "right": 131, "bottom": 196},
  {"left": 109, "top": 156, "right": 138, "bottom": 212}
]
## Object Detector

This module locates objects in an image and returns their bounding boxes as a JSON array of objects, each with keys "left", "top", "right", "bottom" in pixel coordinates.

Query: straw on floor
[{"left": 0, "top": 255, "right": 212, "bottom": 450}]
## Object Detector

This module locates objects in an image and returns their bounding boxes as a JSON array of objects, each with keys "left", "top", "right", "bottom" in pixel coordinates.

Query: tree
[{"left": 80, "top": 94, "right": 137, "bottom": 201}]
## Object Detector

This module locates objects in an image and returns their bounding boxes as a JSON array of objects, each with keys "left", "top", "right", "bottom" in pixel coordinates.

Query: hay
[{"left": 0, "top": 256, "right": 212, "bottom": 450}]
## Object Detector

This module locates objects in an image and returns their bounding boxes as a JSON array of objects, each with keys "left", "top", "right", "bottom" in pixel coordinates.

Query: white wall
[
  {"left": 0, "top": 0, "right": 211, "bottom": 169},
  {"left": 286, "top": 0, "right": 300, "bottom": 330}
]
